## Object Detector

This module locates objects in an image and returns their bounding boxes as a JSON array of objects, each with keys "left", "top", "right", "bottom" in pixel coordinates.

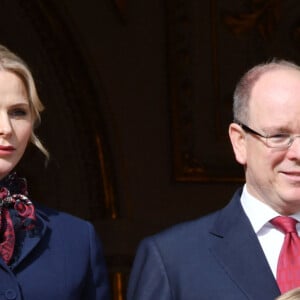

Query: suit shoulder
[
  {"left": 161, "top": 210, "right": 218, "bottom": 234},
  {"left": 150, "top": 188, "right": 243, "bottom": 245},
  {"left": 143, "top": 210, "right": 220, "bottom": 249}
]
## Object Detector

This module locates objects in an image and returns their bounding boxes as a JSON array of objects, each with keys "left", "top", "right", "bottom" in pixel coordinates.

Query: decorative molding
[
  {"left": 224, "top": 0, "right": 282, "bottom": 39},
  {"left": 111, "top": 0, "right": 127, "bottom": 23},
  {"left": 166, "top": 0, "right": 244, "bottom": 182},
  {"left": 107, "top": 254, "right": 131, "bottom": 300},
  {"left": 167, "top": 0, "right": 300, "bottom": 182},
  {"left": 16, "top": 1, "right": 118, "bottom": 219}
]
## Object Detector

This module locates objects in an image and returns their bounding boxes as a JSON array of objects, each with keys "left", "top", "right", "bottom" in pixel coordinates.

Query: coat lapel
[
  {"left": 10, "top": 209, "right": 48, "bottom": 270},
  {"left": 209, "top": 189, "right": 280, "bottom": 300}
]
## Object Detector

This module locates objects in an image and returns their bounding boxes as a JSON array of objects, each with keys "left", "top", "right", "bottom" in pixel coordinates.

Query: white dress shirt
[{"left": 240, "top": 185, "right": 300, "bottom": 278}]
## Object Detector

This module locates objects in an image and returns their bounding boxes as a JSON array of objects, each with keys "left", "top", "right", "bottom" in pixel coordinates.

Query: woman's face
[{"left": 0, "top": 70, "right": 32, "bottom": 180}]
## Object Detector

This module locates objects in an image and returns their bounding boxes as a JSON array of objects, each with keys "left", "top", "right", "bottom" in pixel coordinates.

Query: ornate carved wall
[
  {"left": 167, "top": 0, "right": 300, "bottom": 182},
  {"left": 3, "top": 1, "right": 300, "bottom": 299}
]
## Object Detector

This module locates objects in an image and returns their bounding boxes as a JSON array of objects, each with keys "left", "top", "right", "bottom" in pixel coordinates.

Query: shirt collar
[{"left": 240, "top": 184, "right": 300, "bottom": 233}]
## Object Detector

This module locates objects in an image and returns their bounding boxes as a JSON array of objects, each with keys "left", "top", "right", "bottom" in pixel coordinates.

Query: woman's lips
[{"left": 0, "top": 145, "right": 15, "bottom": 155}]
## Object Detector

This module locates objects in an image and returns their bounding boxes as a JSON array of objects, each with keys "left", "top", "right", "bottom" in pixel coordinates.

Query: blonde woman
[{"left": 0, "top": 45, "right": 110, "bottom": 299}]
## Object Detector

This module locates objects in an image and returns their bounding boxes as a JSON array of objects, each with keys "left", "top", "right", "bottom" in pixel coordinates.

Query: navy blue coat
[
  {"left": 0, "top": 204, "right": 110, "bottom": 300},
  {"left": 127, "top": 189, "right": 281, "bottom": 300}
]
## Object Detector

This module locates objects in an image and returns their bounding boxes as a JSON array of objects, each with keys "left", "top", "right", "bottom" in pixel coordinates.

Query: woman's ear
[{"left": 228, "top": 123, "right": 247, "bottom": 165}]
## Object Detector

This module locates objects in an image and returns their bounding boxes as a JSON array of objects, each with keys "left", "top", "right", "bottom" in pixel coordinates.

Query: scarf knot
[
  {"left": 0, "top": 187, "right": 36, "bottom": 229},
  {"left": 0, "top": 172, "right": 36, "bottom": 264}
]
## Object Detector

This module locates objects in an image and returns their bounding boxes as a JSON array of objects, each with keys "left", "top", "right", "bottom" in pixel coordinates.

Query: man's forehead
[{"left": 256, "top": 67, "right": 300, "bottom": 84}]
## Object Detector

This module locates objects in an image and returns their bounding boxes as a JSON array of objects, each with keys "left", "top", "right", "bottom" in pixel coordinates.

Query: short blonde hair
[
  {"left": 0, "top": 45, "right": 49, "bottom": 159},
  {"left": 276, "top": 287, "right": 300, "bottom": 300}
]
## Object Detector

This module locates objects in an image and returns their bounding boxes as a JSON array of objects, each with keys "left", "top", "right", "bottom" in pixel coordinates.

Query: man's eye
[{"left": 269, "top": 134, "right": 290, "bottom": 140}]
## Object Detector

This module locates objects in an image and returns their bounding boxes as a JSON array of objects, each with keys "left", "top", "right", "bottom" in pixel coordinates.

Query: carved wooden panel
[{"left": 166, "top": 0, "right": 300, "bottom": 182}]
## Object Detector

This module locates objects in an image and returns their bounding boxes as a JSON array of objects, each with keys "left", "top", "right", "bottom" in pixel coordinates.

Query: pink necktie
[{"left": 271, "top": 216, "right": 300, "bottom": 293}]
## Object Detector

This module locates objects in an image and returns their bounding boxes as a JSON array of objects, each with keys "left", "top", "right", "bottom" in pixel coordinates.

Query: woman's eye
[{"left": 9, "top": 109, "right": 28, "bottom": 117}]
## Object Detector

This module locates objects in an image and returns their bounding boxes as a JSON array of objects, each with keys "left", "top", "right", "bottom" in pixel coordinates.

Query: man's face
[{"left": 231, "top": 68, "right": 300, "bottom": 215}]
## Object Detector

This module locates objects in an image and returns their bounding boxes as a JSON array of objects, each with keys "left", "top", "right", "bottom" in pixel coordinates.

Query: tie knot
[{"left": 271, "top": 216, "right": 298, "bottom": 234}]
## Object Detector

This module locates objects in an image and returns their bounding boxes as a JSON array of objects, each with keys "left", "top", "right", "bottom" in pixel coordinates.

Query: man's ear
[{"left": 228, "top": 123, "right": 247, "bottom": 165}]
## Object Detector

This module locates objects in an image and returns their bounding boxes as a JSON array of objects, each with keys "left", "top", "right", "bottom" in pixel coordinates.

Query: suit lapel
[{"left": 209, "top": 189, "right": 280, "bottom": 300}]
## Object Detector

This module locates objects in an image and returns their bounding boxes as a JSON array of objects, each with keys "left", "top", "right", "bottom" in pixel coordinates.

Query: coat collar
[
  {"left": 0, "top": 208, "right": 49, "bottom": 271},
  {"left": 209, "top": 188, "right": 280, "bottom": 300}
]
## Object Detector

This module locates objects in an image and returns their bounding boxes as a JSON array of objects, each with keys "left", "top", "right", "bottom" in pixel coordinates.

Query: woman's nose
[{"left": 0, "top": 114, "right": 12, "bottom": 136}]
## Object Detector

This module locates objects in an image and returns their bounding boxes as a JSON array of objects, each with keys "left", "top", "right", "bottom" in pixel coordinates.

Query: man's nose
[{"left": 287, "top": 136, "right": 300, "bottom": 159}]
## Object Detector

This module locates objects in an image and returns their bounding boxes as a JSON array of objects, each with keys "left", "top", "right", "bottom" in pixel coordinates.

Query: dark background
[{"left": 2, "top": 1, "right": 299, "bottom": 298}]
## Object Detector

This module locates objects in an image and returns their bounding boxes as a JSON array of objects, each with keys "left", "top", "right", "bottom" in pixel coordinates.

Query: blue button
[{"left": 5, "top": 289, "right": 16, "bottom": 299}]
